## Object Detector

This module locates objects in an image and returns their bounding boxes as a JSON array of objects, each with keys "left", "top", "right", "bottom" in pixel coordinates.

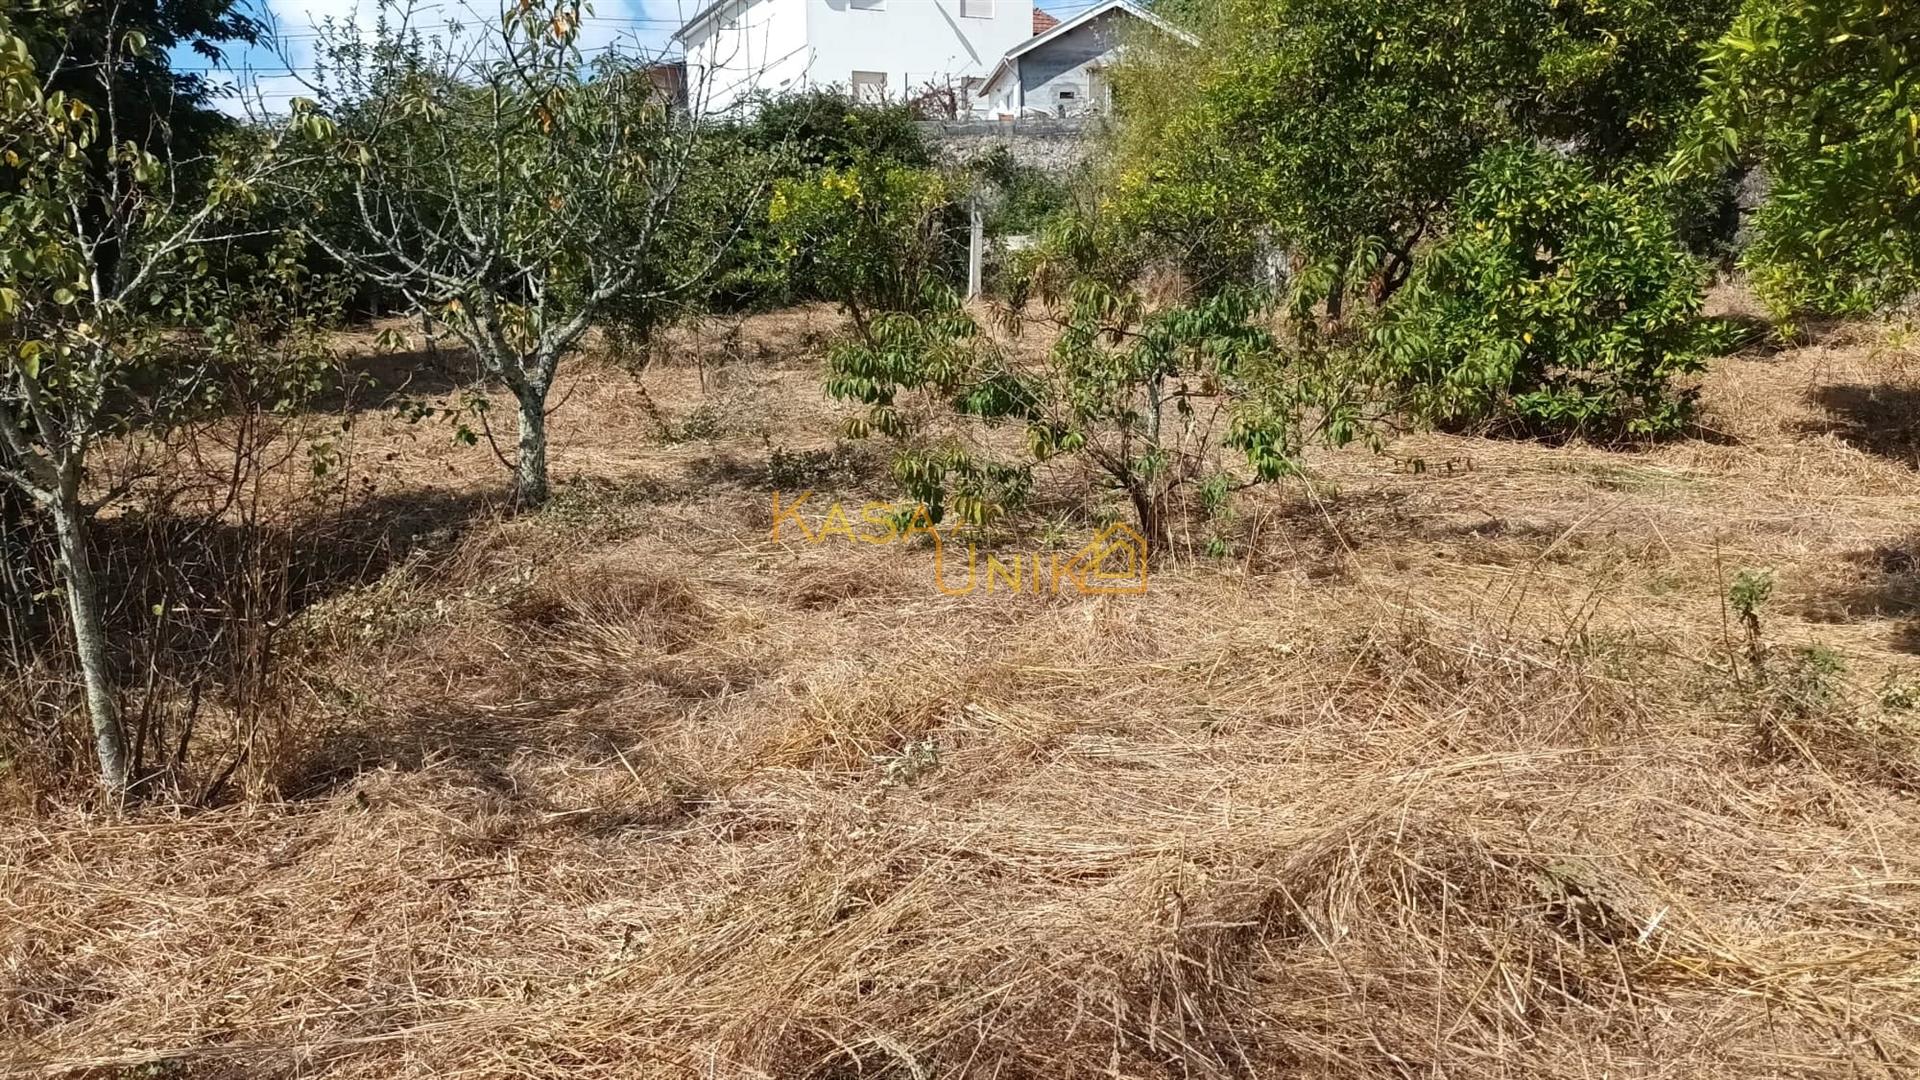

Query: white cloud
[
  {"left": 265, "top": 0, "right": 678, "bottom": 52},
  {"left": 203, "top": 0, "right": 677, "bottom": 115}
]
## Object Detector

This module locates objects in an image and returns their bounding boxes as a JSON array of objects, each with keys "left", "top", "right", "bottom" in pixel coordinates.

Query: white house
[
  {"left": 674, "top": 0, "right": 1039, "bottom": 115},
  {"left": 977, "top": 0, "right": 1193, "bottom": 119}
]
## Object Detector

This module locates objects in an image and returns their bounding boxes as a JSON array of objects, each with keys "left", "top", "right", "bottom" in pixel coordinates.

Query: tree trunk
[
  {"left": 513, "top": 389, "right": 551, "bottom": 508},
  {"left": 1324, "top": 275, "right": 1346, "bottom": 329},
  {"left": 51, "top": 489, "right": 128, "bottom": 794},
  {"left": 1128, "top": 482, "right": 1169, "bottom": 555}
]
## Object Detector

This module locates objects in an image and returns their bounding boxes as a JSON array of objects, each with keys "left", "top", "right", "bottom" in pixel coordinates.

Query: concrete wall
[
  {"left": 684, "top": 0, "right": 1034, "bottom": 115},
  {"left": 919, "top": 116, "right": 1100, "bottom": 175}
]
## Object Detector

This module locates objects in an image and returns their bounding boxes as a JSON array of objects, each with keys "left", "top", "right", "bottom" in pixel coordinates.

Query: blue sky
[
  {"left": 175, "top": 0, "right": 1097, "bottom": 114},
  {"left": 174, "top": 0, "right": 690, "bottom": 113}
]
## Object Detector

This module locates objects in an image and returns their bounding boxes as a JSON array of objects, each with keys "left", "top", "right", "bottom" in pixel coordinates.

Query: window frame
[{"left": 850, "top": 69, "right": 889, "bottom": 103}]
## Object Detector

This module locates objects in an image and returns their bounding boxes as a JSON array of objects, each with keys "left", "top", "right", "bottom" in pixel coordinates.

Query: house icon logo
[{"left": 1060, "top": 523, "right": 1150, "bottom": 595}]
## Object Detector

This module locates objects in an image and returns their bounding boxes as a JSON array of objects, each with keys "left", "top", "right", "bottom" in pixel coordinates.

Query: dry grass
[{"left": 9, "top": 294, "right": 1920, "bottom": 1078}]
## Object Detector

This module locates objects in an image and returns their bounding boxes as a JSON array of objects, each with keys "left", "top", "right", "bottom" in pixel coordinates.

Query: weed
[
  {"left": 767, "top": 444, "right": 861, "bottom": 490},
  {"left": 1881, "top": 674, "right": 1920, "bottom": 713},
  {"left": 1036, "top": 513, "right": 1078, "bottom": 550},
  {"left": 1717, "top": 570, "right": 1904, "bottom": 774},
  {"left": 541, "top": 476, "right": 674, "bottom": 536},
  {"left": 876, "top": 737, "right": 940, "bottom": 788},
  {"left": 1729, "top": 568, "right": 1773, "bottom": 633},
  {"left": 1776, "top": 645, "right": 1846, "bottom": 717},
  {"left": 1728, "top": 568, "right": 1774, "bottom": 675},
  {"left": 671, "top": 403, "right": 729, "bottom": 443}
]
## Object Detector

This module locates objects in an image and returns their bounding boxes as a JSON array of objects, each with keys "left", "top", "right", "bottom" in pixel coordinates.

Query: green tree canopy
[
  {"left": 303, "top": 0, "right": 756, "bottom": 506},
  {"left": 14, "top": 0, "right": 260, "bottom": 164},
  {"left": 1685, "top": 0, "right": 1920, "bottom": 317},
  {"left": 1114, "top": 0, "right": 1737, "bottom": 308},
  {"left": 1, "top": 3, "right": 323, "bottom": 792},
  {"left": 1379, "top": 144, "right": 1716, "bottom": 437}
]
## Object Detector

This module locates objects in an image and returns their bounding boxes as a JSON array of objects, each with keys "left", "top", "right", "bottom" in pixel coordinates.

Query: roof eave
[
  {"left": 997, "top": 1, "right": 1198, "bottom": 67},
  {"left": 977, "top": 56, "right": 1014, "bottom": 96},
  {"left": 671, "top": 0, "right": 733, "bottom": 44}
]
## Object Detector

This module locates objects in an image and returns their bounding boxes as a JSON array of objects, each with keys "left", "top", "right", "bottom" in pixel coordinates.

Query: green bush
[
  {"left": 1379, "top": 145, "right": 1715, "bottom": 438},
  {"left": 730, "top": 89, "right": 933, "bottom": 171},
  {"left": 822, "top": 206, "right": 1376, "bottom": 547},
  {"left": 770, "top": 163, "right": 968, "bottom": 332},
  {"left": 705, "top": 91, "right": 937, "bottom": 312},
  {"left": 1686, "top": 0, "right": 1920, "bottom": 319},
  {"left": 1109, "top": 0, "right": 1737, "bottom": 314},
  {"left": 971, "top": 147, "right": 1069, "bottom": 236}
]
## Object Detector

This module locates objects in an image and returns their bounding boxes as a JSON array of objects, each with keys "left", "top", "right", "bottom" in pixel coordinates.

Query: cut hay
[{"left": 7, "top": 302, "right": 1920, "bottom": 1079}]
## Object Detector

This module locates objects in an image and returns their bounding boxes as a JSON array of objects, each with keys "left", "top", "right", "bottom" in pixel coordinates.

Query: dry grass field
[{"left": 9, "top": 291, "right": 1920, "bottom": 1078}]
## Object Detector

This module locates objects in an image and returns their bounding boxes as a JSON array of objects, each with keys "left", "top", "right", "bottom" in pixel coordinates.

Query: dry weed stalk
[{"left": 6, "top": 308, "right": 1920, "bottom": 1078}]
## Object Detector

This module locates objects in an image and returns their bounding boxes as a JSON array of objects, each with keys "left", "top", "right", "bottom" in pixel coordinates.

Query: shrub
[
  {"left": 1379, "top": 145, "right": 1714, "bottom": 438},
  {"left": 770, "top": 163, "right": 968, "bottom": 336},
  {"left": 1110, "top": 0, "right": 1737, "bottom": 314},
  {"left": 821, "top": 292, "right": 1034, "bottom": 527},
  {"left": 706, "top": 91, "right": 937, "bottom": 311},
  {"left": 826, "top": 209, "right": 1374, "bottom": 548},
  {"left": 731, "top": 89, "right": 933, "bottom": 171},
  {"left": 1685, "top": 0, "right": 1920, "bottom": 319},
  {"left": 778, "top": 158, "right": 1025, "bottom": 527},
  {"left": 972, "top": 147, "right": 1070, "bottom": 237}
]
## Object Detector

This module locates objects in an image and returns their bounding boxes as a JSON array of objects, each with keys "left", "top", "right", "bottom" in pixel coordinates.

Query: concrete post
[{"left": 968, "top": 198, "right": 985, "bottom": 301}]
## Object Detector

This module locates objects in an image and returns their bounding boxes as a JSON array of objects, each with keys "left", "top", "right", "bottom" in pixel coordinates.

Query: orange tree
[
  {"left": 1683, "top": 0, "right": 1920, "bottom": 319},
  {"left": 1116, "top": 0, "right": 1737, "bottom": 315},
  {"left": 1379, "top": 145, "right": 1718, "bottom": 437},
  {"left": 812, "top": 202, "right": 1372, "bottom": 551},
  {"left": 1111, "top": 0, "right": 1740, "bottom": 439}
]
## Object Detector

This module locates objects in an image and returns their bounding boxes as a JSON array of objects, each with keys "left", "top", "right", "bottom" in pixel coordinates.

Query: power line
[{"left": 178, "top": 38, "right": 660, "bottom": 75}]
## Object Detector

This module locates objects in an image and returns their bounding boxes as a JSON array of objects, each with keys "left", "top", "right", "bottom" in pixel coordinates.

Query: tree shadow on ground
[
  {"left": 2, "top": 484, "right": 509, "bottom": 801},
  {"left": 288, "top": 702, "right": 649, "bottom": 803},
  {"left": 1886, "top": 622, "right": 1920, "bottom": 656},
  {"left": 1796, "top": 539, "right": 1920, "bottom": 656},
  {"left": 103, "top": 486, "right": 502, "bottom": 655},
  {"left": 1802, "top": 385, "right": 1920, "bottom": 468},
  {"left": 1705, "top": 312, "right": 1789, "bottom": 362},
  {"left": 282, "top": 567, "right": 745, "bottom": 816},
  {"left": 308, "top": 342, "right": 489, "bottom": 415},
  {"left": 4, "top": 485, "right": 506, "bottom": 704},
  {"left": 681, "top": 441, "right": 892, "bottom": 494}
]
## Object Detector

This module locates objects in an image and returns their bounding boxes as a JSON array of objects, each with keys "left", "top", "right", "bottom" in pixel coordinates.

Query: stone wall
[{"left": 917, "top": 117, "right": 1102, "bottom": 175}]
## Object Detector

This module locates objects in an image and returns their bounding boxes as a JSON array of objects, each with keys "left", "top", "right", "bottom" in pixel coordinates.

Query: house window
[
  {"left": 959, "top": 0, "right": 993, "bottom": 18},
  {"left": 851, "top": 70, "right": 888, "bottom": 104}
]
